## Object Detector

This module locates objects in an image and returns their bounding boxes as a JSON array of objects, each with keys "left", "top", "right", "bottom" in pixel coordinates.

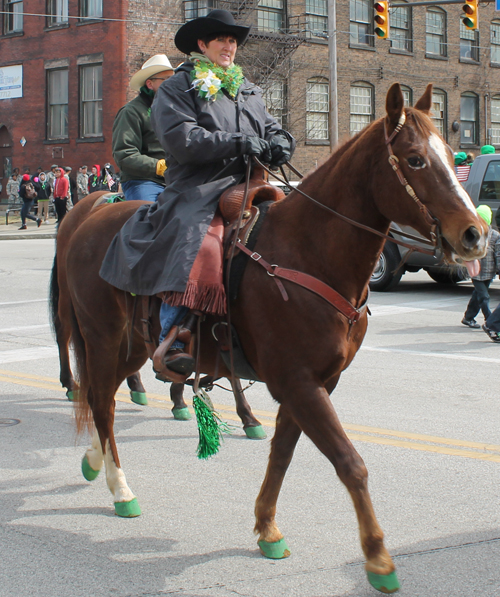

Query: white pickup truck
[{"left": 370, "top": 154, "right": 500, "bottom": 291}]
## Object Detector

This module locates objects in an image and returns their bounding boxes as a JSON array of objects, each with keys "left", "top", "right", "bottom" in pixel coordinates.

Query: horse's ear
[
  {"left": 385, "top": 83, "right": 404, "bottom": 129},
  {"left": 414, "top": 84, "right": 433, "bottom": 114}
]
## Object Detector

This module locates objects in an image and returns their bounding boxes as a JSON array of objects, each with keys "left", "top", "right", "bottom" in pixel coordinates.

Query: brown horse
[
  {"left": 50, "top": 191, "right": 266, "bottom": 436},
  {"left": 52, "top": 84, "right": 487, "bottom": 593}
]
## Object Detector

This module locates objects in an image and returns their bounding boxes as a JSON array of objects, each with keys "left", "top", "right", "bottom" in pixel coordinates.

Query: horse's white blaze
[
  {"left": 104, "top": 439, "right": 135, "bottom": 503},
  {"left": 428, "top": 133, "right": 476, "bottom": 214},
  {"left": 86, "top": 429, "right": 104, "bottom": 471}
]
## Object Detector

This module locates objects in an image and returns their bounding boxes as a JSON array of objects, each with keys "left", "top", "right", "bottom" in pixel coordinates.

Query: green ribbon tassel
[{"left": 192, "top": 389, "right": 231, "bottom": 459}]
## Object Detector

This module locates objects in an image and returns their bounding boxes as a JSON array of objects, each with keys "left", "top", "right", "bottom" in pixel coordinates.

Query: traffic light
[
  {"left": 462, "top": 0, "right": 478, "bottom": 30},
  {"left": 374, "top": 1, "right": 390, "bottom": 39}
]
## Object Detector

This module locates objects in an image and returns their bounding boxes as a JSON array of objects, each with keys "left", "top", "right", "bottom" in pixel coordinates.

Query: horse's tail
[{"left": 70, "top": 303, "right": 94, "bottom": 434}]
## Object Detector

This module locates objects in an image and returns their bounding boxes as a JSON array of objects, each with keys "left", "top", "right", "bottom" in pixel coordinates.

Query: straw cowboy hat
[
  {"left": 174, "top": 9, "right": 251, "bottom": 56},
  {"left": 130, "top": 54, "right": 175, "bottom": 91}
]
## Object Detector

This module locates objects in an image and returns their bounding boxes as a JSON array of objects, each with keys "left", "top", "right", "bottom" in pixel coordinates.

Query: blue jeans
[
  {"left": 121, "top": 180, "right": 164, "bottom": 202},
  {"left": 464, "top": 279, "right": 492, "bottom": 321},
  {"left": 159, "top": 303, "right": 188, "bottom": 349},
  {"left": 21, "top": 200, "right": 38, "bottom": 225}
]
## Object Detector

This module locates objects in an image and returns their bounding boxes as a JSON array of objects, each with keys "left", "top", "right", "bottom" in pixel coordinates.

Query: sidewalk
[{"left": 0, "top": 217, "right": 57, "bottom": 240}]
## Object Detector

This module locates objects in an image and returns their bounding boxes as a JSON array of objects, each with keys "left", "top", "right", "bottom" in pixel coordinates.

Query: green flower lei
[{"left": 190, "top": 56, "right": 244, "bottom": 101}]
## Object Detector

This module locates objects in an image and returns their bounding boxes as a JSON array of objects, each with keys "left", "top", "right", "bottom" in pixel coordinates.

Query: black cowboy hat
[{"left": 174, "top": 9, "right": 251, "bottom": 56}]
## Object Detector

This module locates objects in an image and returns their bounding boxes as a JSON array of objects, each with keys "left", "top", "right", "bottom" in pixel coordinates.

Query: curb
[{"left": 0, "top": 232, "right": 56, "bottom": 240}]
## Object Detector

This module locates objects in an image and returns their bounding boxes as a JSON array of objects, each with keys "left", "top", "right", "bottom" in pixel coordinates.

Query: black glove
[
  {"left": 243, "top": 137, "right": 272, "bottom": 163},
  {"left": 269, "top": 134, "right": 292, "bottom": 168}
]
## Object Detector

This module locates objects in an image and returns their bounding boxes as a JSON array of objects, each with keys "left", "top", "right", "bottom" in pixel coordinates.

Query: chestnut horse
[
  {"left": 50, "top": 191, "right": 266, "bottom": 436},
  {"left": 52, "top": 85, "right": 487, "bottom": 593}
]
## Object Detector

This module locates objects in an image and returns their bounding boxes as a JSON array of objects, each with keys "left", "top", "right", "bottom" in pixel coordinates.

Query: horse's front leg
[
  {"left": 231, "top": 377, "right": 266, "bottom": 439},
  {"left": 127, "top": 372, "right": 148, "bottom": 406},
  {"left": 170, "top": 383, "right": 192, "bottom": 420},
  {"left": 285, "top": 380, "right": 399, "bottom": 594},
  {"left": 254, "top": 403, "right": 301, "bottom": 558}
]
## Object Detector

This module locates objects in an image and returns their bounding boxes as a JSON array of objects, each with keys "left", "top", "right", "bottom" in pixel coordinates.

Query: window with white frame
[
  {"left": 305, "top": 0, "right": 328, "bottom": 39},
  {"left": 426, "top": 7, "right": 447, "bottom": 57},
  {"left": 400, "top": 85, "right": 412, "bottom": 107},
  {"left": 81, "top": 0, "right": 103, "bottom": 20},
  {"left": 391, "top": 3, "right": 412, "bottom": 52},
  {"left": 460, "top": 20, "right": 479, "bottom": 61},
  {"left": 257, "top": 0, "right": 284, "bottom": 32},
  {"left": 350, "top": 83, "right": 373, "bottom": 136},
  {"left": 47, "top": 0, "right": 69, "bottom": 26},
  {"left": 491, "top": 96, "right": 500, "bottom": 145},
  {"left": 491, "top": 21, "right": 500, "bottom": 65},
  {"left": 263, "top": 80, "right": 287, "bottom": 129},
  {"left": 4, "top": 0, "right": 23, "bottom": 33},
  {"left": 349, "top": 0, "right": 373, "bottom": 47},
  {"left": 431, "top": 89, "right": 446, "bottom": 137},
  {"left": 47, "top": 69, "right": 69, "bottom": 139},
  {"left": 183, "top": 0, "right": 212, "bottom": 21},
  {"left": 306, "top": 78, "right": 329, "bottom": 140},
  {"left": 460, "top": 92, "right": 478, "bottom": 145},
  {"left": 80, "top": 64, "right": 103, "bottom": 137}
]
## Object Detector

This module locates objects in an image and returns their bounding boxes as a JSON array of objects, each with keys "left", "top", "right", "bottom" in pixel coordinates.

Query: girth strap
[{"left": 235, "top": 240, "right": 367, "bottom": 325}]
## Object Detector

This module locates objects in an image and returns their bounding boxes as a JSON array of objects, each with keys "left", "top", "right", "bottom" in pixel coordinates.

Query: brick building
[{"left": 1, "top": 0, "right": 500, "bottom": 201}]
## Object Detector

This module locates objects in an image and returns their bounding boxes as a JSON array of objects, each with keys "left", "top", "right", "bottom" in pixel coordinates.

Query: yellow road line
[{"left": 2, "top": 369, "right": 499, "bottom": 463}]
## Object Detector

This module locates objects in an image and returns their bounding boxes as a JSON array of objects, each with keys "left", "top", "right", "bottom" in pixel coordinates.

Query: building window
[
  {"left": 263, "top": 80, "right": 287, "bottom": 129},
  {"left": 306, "top": 78, "right": 329, "bottom": 140},
  {"left": 47, "top": 0, "right": 69, "bottom": 26},
  {"left": 349, "top": 0, "right": 373, "bottom": 47},
  {"left": 183, "top": 0, "right": 212, "bottom": 21},
  {"left": 81, "top": 0, "right": 103, "bottom": 19},
  {"left": 400, "top": 85, "right": 412, "bottom": 107},
  {"left": 460, "top": 92, "right": 478, "bottom": 145},
  {"left": 491, "top": 96, "right": 500, "bottom": 145},
  {"left": 426, "top": 7, "right": 447, "bottom": 57},
  {"left": 4, "top": 0, "right": 23, "bottom": 33},
  {"left": 431, "top": 89, "right": 446, "bottom": 137},
  {"left": 80, "top": 64, "right": 102, "bottom": 138},
  {"left": 257, "top": 0, "right": 284, "bottom": 33},
  {"left": 491, "top": 21, "right": 500, "bottom": 65},
  {"left": 47, "top": 69, "right": 69, "bottom": 139},
  {"left": 350, "top": 82, "right": 373, "bottom": 136},
  {"left": 305, "top": 0, "right": 328, "bottom": 39},
  {"left": 391, "top": 3, "right": 412, "bottom": 52},
  {"left": 460, "top": 20, "right": 479, "bottom": 61}
]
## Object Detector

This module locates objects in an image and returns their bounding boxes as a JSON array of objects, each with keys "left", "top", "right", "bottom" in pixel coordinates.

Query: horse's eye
[{"left": 407, "top": 156, "right": 425, "bottom": 169}]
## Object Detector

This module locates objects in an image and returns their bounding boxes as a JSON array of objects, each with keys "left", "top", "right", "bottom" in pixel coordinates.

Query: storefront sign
[{"left": 0, "top": 65, "right": 23, "bottom": 100}]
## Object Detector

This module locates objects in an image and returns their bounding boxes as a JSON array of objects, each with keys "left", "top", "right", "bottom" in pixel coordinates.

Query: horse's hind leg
[
  {"left": 127, "top": 372, "right": 148, "bottom": 406},
  {"left": 54, "top": 295, "right": 77, "bottom": 401},
  {"left": 283, "top": 382, "right": 399, "bottom": 593},
  {"left": 231, "top": 377, "right": 266, "bottom": 439},
  {"left": 254, "top": 404, "right": 301, "bottom": 558},
  {"left": 170, "top": 383, "right": 192, "bottom": 420}
]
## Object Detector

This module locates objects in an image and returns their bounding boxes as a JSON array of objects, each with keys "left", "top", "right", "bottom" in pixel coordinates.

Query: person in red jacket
[{"left": 53, "top": 167, "right": 69, "bottom": 224}]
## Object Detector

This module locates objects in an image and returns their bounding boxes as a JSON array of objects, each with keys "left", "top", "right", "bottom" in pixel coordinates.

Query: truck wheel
[
  {"left": 427, "top": 266, "right": 469, "bottom": 284},
  {"left": 370, "top": 242, "right": 403, "bottom": 291}
]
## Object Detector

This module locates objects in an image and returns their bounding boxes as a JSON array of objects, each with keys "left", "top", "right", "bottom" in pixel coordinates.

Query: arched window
[
  {"left": 306, "top": 77, "right": 329, "bottom": 140},
  {"left": 349, "top": 0, "right": 373, "bottom": 47},
  {"left": 263, "top": 79, "right": 287, "bottom": 129},
  {"left": 426, "top": 7, "right": 447, "bottom": 57},
  {"left": 491, "top": 21, "right": 500, "bottom": 65},
  {"left": 350, "top": 82, "right": 374, "bottom": 136},
  {"left": 460, "top": 19, "right": 479, "bottom": 62},
  {"left": 460, "top": 92, "right": 479, "bottom": 146},
  {"left": 391, "top": 1, "right": 412, "bottom": 53},
  {"left": 400, "top": 85, "right": 412, "bottom": 107},
  {"left": 491, "top": 95, "right": 500, "bottom": 146},
  {"left": 431, "top": 89, "right": 447, "bottom": 138}
]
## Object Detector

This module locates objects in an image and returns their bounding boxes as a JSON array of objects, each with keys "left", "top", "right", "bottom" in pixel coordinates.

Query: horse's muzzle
[{"left": 461, "top": 225, "right": 482, "bottom": 251}]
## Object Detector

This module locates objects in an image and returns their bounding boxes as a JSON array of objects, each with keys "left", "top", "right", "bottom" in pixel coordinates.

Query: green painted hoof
[
  {"left": 114, "top": 498, "right": 141, "bottom": 518},
  {"left": 172, "top": 406, "right": 192, "bottom": 420},
  {"left": 130, "top": 391, "right": 148, "bottom": 406},
  {"left": 81, "top": 455, "right": 100, "bottom": 481},
  {"left": 244, "top": 425, "right": 267, "bottom": 439},
  {"left": 66, "top": 390, "right": 75, "bottom": 401},
  {"left": 258, "top": 538, "right": 291, "bottom": 559},
  {"left": 367, "top": 570, "right": 400, "bottom": 594}
]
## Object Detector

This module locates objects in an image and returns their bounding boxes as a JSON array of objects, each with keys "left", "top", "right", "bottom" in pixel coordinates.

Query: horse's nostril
[{"left": 462, "top": 226, "right": 480, "bottom": 249}]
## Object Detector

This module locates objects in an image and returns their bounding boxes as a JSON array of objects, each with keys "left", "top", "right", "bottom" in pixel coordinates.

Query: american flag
[{"left": 455, "top": 165, "right": 471, "bottom": 182}]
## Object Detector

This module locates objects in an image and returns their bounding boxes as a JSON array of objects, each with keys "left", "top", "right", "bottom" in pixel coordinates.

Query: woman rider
[{"left": 100, "top": 9, "right": 295, "bottom": 378}]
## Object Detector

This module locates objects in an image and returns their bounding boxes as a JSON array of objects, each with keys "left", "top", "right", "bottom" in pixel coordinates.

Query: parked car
[{"left": 370, "top": 153, "right": 500, "bottom": 291}]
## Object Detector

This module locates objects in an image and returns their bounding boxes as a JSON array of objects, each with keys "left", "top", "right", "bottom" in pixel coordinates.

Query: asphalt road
[{"left": 2, "top": 238, "right": 500, "bottom": 596}]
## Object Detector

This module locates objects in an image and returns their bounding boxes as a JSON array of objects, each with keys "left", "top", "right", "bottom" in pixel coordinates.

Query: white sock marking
[{"left": 104, "top": 439, "right": 135, "bottom": 503}]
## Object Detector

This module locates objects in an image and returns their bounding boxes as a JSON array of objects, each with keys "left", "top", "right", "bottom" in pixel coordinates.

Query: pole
[{"left": 328, "top": 0, "right": 338, "bottom": 145}]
